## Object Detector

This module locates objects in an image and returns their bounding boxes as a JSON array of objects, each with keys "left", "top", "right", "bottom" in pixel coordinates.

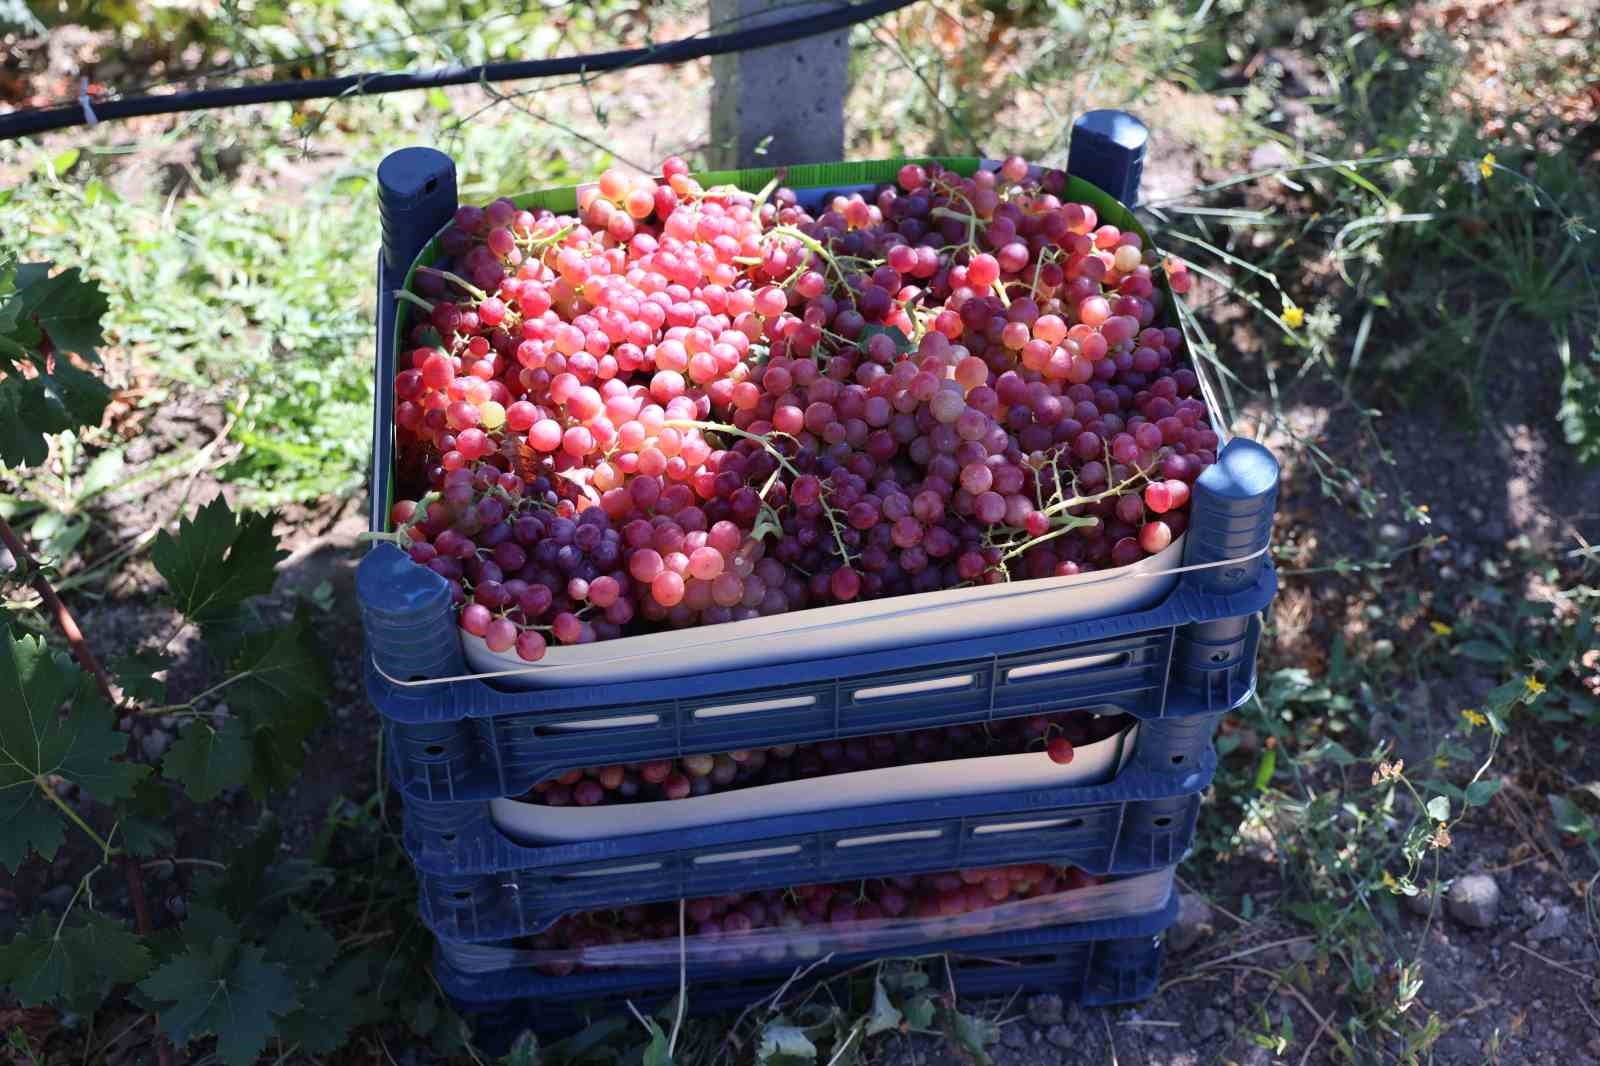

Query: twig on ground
[{"left": 1509, "top": 940, "right": 1599, "bottom": 979}]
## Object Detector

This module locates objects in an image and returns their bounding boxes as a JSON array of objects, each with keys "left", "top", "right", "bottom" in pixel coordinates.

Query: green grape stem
[{"left": 664, "top": 418, "right": 856, "bottom": 565}]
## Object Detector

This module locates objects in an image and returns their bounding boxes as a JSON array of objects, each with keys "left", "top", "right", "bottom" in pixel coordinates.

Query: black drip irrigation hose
[{"left": 0, "top": 0, "right": 920, "bottom": 140}]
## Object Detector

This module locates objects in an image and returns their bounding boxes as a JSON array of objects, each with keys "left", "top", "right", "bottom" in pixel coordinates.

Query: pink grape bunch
[
  {"left": 524, "top": 862, "right": 1105, "bottom": 974},
  {"left": 518, "top": 708, "right": 1123, "bottom": 808},
  {"left": 387, "top": 154, "right": 1214, "bottom": 660}
]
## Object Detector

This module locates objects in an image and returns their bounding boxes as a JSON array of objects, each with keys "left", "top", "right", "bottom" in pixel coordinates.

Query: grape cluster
[
  {"left": 516, "top": 708, "right": 1127, "bottom": 808},
  {"left": 523, "top": 863, "right": 1104, "bottom": 974},
  {"left": 386, "top": 154, "right": 1216, "bottom": 659}
]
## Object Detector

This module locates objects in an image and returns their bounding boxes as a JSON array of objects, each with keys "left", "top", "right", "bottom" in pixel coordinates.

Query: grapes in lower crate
[
  {"left": 511, "top": 706, "right": 1125, "bottom": 808},
  {"left": 517, "top": 861, "right": 1107, "bottom": 973}
]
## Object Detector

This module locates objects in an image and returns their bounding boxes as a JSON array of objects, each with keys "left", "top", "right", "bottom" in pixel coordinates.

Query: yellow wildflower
[
  {"left": 1479, "top": 152, "right": 1496, "bottom": 179},
  {"left": 1524, "top": 676, "right": 1546, "bottom": 697},
  {"left": 1282, "top": 304, "right": 1305, "bottom": 329},
  {"left": 1381, "top": 870, "right": 1399, "bottom": 891},
  {"left": 1461, "top": 709, "right": 1487, "bottom": 727},
  {"left": 1430, "top": 621, "right": 1453, "bottom": 636}
]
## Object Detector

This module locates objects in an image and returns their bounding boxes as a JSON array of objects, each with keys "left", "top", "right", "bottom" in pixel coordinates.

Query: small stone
[
  {"left": 1520, "top": 897, "right": 1547, "bottom": 921},
  {"left": 1529, "top": 905, "right": 1571, "bottom": 942},
  {"left": 1378, "top": 522, "right": 1406, "bottom": 544},
  {"left": 1248, "top": 142, "right": 1291, "bottom": 171},
  {"left": 1287, "top": 939, "right": 1315, "bottom": 962},
  {"left": 1167, "top": 892, "right": 1214, "bottom": 953},
  {"left": 1044, "top": 1024, "right": 1075, "bottom": 1050},
  {"left": 1407, "top": 882, "right": 1441, "bottom": 917},
  {"left": 1000, "top": 1024, "right": 1027, "bottom": 1049},
  {"left": 1446, "top": 874, "right": 1500, "bottom": 929},
  {"left": 1196, "top": 1009, "right": 1222, "bottom": 1040},
  {"left": 40, "top": 883, "right": 75, "bottom": 910},
  {"left": 1241, "top": 1045, "right": 1275, "bottom": 1066},
  {"left": 1027, "top": 993, "right": 1064, "bottom": 1026}
]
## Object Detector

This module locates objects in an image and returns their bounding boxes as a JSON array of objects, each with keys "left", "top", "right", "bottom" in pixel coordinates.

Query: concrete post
[{"left": 709, "top": 0, "right": 849, "bottom": 169}]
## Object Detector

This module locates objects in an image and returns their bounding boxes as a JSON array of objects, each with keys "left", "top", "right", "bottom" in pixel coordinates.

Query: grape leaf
[
  {"left": 4, "top": 264, "right": 109, "bottom": 359},
  {"left": 225, "top": 612, "right": 330, "bottom": 797},
  {"left": 117, "top": 777, "right": 176, "bottom": 858},
  {"left": 163, "top": 718, "right": 251, "bottom": 803},
  {"left": 197, "top": 814, "right": 330, "bottom": 921},
  {"left": 111, "top": 650, "right": 172, "bottom": 705},
  {"left": 0, "top": 369, "right": 111, "bottom": 468},
  {"left": 0, "top": 911, "right": 151, "bottom": 1013},
  {"left": 163, "top": 614, "right": 329, "bottom": 803},
  {"left": 263, "top": 911, "right": 336, "bottom": 973},
  {"left": 139, "top": 940, "right": 298, "bottom": 1066},
  {"left": 151, "top": 498, "right": 284, "bottom": 625},
  {"left": 275, "top": 950, "right": 384, "bottom": 1055},
  {"left": 0, "top": 634, "right": 147, "bottom": 872}
]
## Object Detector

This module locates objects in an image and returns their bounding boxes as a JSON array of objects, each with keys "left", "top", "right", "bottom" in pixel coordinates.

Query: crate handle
[
  {"left": 692, "top": 695, "right": 817, "bottom": 719},
  {"left": 974, "top": 817, "right": 1087, "bottom": 834},
  {"left": 1005, "top": 652, "right": 1127, "bottom": 681},
  {"left": 691, "top": 845, "right": 803, "bottom": 865},
  {"left": 853, "top": 674, "right": 974, "bottom": 702},
  {"left": 834, "top": 829, "right": 943, "bottom": 849}
]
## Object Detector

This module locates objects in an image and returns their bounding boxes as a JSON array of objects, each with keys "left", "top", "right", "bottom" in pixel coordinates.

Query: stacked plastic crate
[{"left": 360, "top": 112, "right": 1278, "bottom": 1047}]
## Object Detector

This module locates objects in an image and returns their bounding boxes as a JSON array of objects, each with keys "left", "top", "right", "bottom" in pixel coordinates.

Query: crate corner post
[
  {"left": 709, "top": 0, "right": 848, "bottom": 169},
  {"left": 1068, "top": 110, "right": 1150, "bottom": 206},
  {"left": 364, "top": 147, "right": 464, "bottom": 684}
]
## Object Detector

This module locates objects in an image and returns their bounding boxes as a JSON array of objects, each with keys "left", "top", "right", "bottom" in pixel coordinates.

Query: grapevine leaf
[
  {"left": 275, "top": 950, "right": 384, "bottom": 1054},
  {"left": 162, "top": 718, "right": 251, "bottom": 804},
  {"left": 151, "top": 498, "right": 284, "bottom": 625},
  {"left": 263, "top": 911, "right": 337, "bottom": 973},
  {"left": 0, "top": 633, "right": 147, "bottom": 872},
  {"left": 6, "top": 264, "right": 108, "bottom": 359},
  {"left": 139, "top": 940, "right": 298, "bottom": 1066},
  {"left": 117, "top": 777, "right": 176, "bottom": 858},
  {"left": 0, "top": 911, "right": 151, "bottom": 1014},
  {"left": 111, "top": 649, "right": 172, "bottom": 705},
  {"left": 198, "top": 814, "right": 330, "bottom": 920},
  {"left": 0, "top": 369, "right": 111, "bottom": 468},
  {"left": 225, "top": 611, "right": 330, "bottom": 797},
  {"left": 0, "top": 784, "right": 65, "bottom": 876}
]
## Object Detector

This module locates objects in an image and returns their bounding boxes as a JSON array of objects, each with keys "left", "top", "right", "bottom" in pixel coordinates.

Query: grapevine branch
[
  {"left": 0, "top": 519, "right": 172, "bottom": 1066},
  {"left": 0, "top": 514, "right": 122, "bottom": 707}
]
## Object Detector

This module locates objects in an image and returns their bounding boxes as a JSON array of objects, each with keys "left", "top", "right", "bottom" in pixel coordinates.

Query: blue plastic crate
[
  {"left": 360, "top": 119, "right": 1280, "bottom": 794},
  {"left": 404, "top": 717, "right": 1218, "bottom": 943},
  {"left": 446, "top": 894, "right": 1175, "bottom": 1050},
  {"left": 371, "top": 565, "right": 1268, "bottom": 803}
]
